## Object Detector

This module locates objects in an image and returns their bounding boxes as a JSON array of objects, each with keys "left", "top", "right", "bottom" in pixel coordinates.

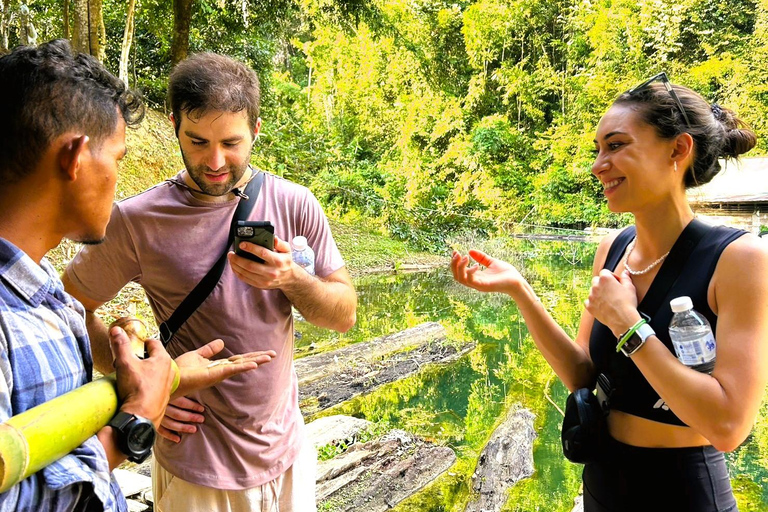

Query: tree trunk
[
  {"left": 0, "top": 0, "right": 14, "bottom": 52},
  {"left": 171, "top": 0, "right": 192, "bottom": 65},
  {"left": 70, "top": 0, "right": 104, "bottom": 60},
  {"left": 63, "top": 0, "right": 69, "bottom": 40},
  {"left": 118, "top": 0, "right": 135, "bottom": 83},
  {"left": 88, "top": 0, "right": 104, "bottom": 61},
  {"left": 19, "top": 4, "right": 37, "bottom": 46},
  {"left": 70, "top": 0, "right": 89, "bottom": 53}
]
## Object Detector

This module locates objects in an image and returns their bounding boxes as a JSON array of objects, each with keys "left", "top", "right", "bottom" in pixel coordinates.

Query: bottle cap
[
  {"left": 292, "top": 236, "right": 308, "bottom": 251},
  {"left": 670, "top": 296, "right": 693, "bottom": 313}
]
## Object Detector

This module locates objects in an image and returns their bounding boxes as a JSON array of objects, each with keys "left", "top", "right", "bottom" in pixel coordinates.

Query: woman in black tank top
[{"left": 451, "top": 74, "right": 768, "bottom": 511}]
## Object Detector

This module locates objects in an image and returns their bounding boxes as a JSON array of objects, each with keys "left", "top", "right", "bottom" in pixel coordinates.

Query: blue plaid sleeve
[
  {"left": 0, "top": 329, "right": 125, "bottom": 512},
  {"left": 0, "top": 246, "right": 127, "bottom": 512}
]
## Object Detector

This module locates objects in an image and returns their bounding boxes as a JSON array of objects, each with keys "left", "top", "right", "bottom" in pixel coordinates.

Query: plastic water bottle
[
  {"left": 668, "top": 296, "right": 716, "bottom": 373},
  {"left": 291, "top": 236, "right": 315, "bottom": 275}
]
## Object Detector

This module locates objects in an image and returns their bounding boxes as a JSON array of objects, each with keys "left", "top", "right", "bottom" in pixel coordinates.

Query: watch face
[{"left": 127, "top": 422, "right": 156, "bottom": 453}]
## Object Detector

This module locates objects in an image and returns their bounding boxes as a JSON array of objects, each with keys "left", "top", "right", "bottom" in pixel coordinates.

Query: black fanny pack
[{"left": 561, "top": 374, "right": 611, "bottom": 464}]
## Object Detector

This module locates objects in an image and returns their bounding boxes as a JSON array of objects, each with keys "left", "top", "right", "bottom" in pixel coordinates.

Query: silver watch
[{"left": 620, "top": 323, "right": 656, "bottom": 357}]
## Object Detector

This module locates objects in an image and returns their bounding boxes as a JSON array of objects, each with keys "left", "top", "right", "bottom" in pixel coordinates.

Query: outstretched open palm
[
  {"left": 451, "top": 249, "right": 525, "bottom": 295},
  {"left": 172, "top": 339, "right": 276, "bottom": 399}
]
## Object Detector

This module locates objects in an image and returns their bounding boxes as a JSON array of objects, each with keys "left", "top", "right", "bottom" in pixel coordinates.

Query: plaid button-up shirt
[{"left": 0, "top": 238, "right": 126, "bottom": 512}]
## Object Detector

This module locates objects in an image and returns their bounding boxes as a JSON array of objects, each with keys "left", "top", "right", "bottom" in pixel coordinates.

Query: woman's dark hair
[
  {"left": 168, "top": 53, "right": 261, "bottom": 135},
  {"left": 614, "top": 81, "right": 756, "bottom": 188},
  {"left": 0, "top": 39, "right": 144, "bottom": 184}
]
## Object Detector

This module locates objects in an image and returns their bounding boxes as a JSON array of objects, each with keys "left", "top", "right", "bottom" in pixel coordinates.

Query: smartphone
[{"left": 234, "top": 220, "right": 275, "bottom": 264}]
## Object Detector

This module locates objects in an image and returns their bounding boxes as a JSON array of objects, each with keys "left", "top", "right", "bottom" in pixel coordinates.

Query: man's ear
[
  {"left": 169, "top": 113, "right": 180, "bottom": 137},
  {"left": 58, "top": 135, "right": 89, "bottom": 181}
]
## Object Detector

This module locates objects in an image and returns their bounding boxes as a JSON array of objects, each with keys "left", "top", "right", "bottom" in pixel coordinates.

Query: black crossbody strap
[
  {"left": 637, "top": 218, "right": 711, "bottom": 318},
  {"left": 159, "top": 171, "right": 264, "bottom": 345}
]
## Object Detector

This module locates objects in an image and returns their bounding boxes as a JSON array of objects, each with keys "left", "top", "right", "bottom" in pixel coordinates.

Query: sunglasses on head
[{"left": 627, "top": 72, "right": 692, "bottom": 128}]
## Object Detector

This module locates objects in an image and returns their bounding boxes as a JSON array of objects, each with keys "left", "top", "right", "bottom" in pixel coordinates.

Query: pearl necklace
[{"left": 623, "top": 239, "right": 670, "bottom": 276}]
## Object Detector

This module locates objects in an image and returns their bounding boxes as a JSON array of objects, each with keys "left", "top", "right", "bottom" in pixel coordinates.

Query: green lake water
[{"left": 295, "top": 238, "right": 768, "bottom": 511}]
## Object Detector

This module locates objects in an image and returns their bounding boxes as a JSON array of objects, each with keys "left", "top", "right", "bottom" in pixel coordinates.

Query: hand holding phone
[{"left": 234, "top": 221, "right": 275, "bottom": 264}]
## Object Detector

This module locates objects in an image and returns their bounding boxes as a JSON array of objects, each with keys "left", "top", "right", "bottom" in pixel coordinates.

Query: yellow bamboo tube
[{"left": 0, "top": 361, "right": 179, "bottom": 493}]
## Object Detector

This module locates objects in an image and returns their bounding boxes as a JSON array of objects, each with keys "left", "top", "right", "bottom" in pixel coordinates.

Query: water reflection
[{"left": 296, "top": 239, "right": 768, "bottom": 511}]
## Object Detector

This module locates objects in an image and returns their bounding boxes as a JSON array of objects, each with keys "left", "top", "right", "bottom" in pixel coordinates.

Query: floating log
[
  {"left": 315, "top": 428, "right": 456, "bottom": 511},
  {"left": 296, "top": 322, "right": 475, "bottom": 417},
  {"left": 305, "top": 415, "right": 372, "bottom": 451},
  {"left": 295, "top": 322, "right": 447, "bottom": 386},
  {"left": 465, "top": 407, "right": 537, "bottom": 512}
]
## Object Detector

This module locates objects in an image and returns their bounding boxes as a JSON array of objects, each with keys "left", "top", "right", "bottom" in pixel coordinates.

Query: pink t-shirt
[{"left": 66, "top": 171, "right": 345, "bottom": 489}]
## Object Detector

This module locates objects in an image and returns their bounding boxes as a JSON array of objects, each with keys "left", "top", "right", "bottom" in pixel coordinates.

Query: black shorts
[{"left": 582, "top": 436, "right": 738, "bottom": 512}]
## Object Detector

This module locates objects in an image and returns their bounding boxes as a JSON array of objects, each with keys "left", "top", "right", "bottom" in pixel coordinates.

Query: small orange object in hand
[{"left": 110, "top": 316, "right": 149, "bottom": 358}]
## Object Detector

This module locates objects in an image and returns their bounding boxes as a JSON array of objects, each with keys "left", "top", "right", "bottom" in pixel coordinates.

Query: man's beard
[
  {"left": 182, "top": 152, "right": 249, "bottom": 197},
  {"left": 65, "top": 235, "right": 106, "bottom": 245},
  {"left": 79, "top": 238, "right": 106, "bottom": 245}
]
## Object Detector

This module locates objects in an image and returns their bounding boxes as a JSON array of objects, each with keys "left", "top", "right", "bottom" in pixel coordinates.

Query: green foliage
[{"left": 316, "top": 421, "right": 392, "bottom": 461}]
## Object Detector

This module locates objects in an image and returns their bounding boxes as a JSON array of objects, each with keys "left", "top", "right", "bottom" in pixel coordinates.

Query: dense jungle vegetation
[{"left": 6, "top": 0, "right": 768, "bottom": 250}]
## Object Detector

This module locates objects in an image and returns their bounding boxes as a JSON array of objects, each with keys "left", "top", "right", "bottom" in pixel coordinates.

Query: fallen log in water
[
  {"left": 296, "top": 322, "right": 475, "bottom": 417},
  {"left": 305, "top": 415, "right": 373, "bottom": 451},
  {"left": 313, "top": 427, "right": 456, "bottom": 511},
  {"left": 295, "top": 322, "right": 446, "bottom": 386},
  {"left": 465, "top": 407, "right": 537, "bottom": 512}
]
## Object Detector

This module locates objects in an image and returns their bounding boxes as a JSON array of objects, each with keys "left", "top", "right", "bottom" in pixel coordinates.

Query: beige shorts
[{"left": 152, "top": 441, "right": 317, "bottom": 512}]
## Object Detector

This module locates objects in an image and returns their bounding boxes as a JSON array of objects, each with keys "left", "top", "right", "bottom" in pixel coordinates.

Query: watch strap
[
  {"left": 621, "top": 322, "right": 656, "bottom": 357},
  {"left": 108, "top": 410, "right": 135, "bottom": 430}
]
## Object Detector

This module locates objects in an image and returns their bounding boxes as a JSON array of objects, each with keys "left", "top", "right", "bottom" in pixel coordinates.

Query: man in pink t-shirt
[{"left": 63, "top": 52, "right": 357, "bottom": 511}]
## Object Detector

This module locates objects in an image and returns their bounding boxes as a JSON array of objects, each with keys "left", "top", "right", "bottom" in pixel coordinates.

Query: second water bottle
[{"left": 291, "top": 236, "right": 315, "bottom": 276}]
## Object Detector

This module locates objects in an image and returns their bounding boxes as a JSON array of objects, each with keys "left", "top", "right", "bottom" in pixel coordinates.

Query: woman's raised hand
[
  {"left": 451, "top": 249, "right": 526, "bottom": 296},
  {"left": 584, "top": 269, "right": 640, "bottom": 337}
]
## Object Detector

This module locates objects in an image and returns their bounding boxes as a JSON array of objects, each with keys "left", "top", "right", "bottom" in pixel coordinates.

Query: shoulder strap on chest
[
  {"left": 603, "top": 226, "right": 636, "bottom": 272},
  {"left": 158, "top": 171, "right": 264, "bottom": 346},
  {"left": 637, "top": 219, "right": 711, "bottom": 318}
]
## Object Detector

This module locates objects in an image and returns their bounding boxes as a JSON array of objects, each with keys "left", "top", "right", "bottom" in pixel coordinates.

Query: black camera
[{"left": 234, "top": 221, "right": 275, "bottom": 263}]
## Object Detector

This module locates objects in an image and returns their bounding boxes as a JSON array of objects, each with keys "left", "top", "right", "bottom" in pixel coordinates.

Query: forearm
[
  {"left": 96, "top": 426, "right": 128, "bottom": 471},
  {"left": 85, "top": 311, "right": 114, "bottom": 375},
  {"left": 511, "top": 281, "right": 595, "bottom": 391},
  {"left": 282, "top": 268, "right": 357, "bottom": 332}
]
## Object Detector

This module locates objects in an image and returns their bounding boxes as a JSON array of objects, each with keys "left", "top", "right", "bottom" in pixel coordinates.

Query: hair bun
[
  {"left": 722, "top": 128, "right": 757, "bottom": 158},
  {"left": 714, "top": 106, "right": 757, "bottom": 158}
]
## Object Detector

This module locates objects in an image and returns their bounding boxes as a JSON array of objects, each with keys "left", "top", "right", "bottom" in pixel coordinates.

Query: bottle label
[
  {"left": 291, "top": 249, "right": 315, "bottom": 275},
  {"left": 672, "top": 332, "right": 716, "bottom": 366}
]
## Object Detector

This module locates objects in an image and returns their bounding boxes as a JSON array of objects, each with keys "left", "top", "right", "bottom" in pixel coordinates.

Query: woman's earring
[{"left": 674, "top": 161, "right": 678, "bottom": 172}]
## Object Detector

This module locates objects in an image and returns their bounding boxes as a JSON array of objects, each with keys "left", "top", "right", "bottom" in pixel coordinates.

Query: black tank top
[{"left": 589, "top": 222, "right": 746, "bottom": 426}]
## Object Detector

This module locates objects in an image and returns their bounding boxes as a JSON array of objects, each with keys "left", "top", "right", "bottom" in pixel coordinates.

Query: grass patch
[
  {"left": 330, "top": 221, "right": 446, "bottom": 276},
  {"left": 120, "top": 109, "right": 182, "bottom": 198}
]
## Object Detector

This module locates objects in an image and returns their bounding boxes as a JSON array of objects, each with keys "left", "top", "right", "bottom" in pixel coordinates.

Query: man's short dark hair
[
  {"left": 168, "top": 53, "right": 261, "bottom": 134},
  {"left": 0, "top": 39, "right": 144, "bottom": 183}
]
